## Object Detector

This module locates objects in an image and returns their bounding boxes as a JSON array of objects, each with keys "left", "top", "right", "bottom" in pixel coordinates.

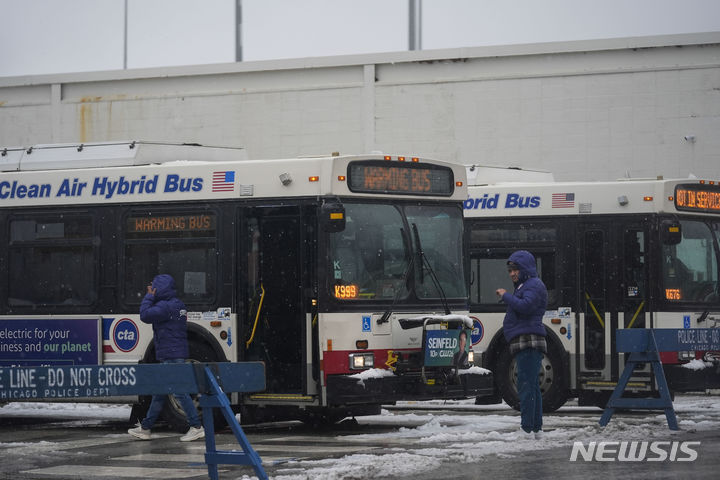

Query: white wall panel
[{"left": 1, "top": 33, "right": 719, "bottom": 181}]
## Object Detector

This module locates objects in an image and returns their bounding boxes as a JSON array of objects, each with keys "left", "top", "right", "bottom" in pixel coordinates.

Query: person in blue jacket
[
  {"left": 128, "top": 274, "right": 205, "bottom": 442},
  {"left": 496, "top": 250, "right": 548, "bottom": 438}
]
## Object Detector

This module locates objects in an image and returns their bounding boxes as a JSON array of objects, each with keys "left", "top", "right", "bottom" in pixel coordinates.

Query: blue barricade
[
  {"left": 0, "top": 362, "right": 267, "bottom": 480},
  {"left": 599, "top": 328, "right": 720, "bottom": 431}
]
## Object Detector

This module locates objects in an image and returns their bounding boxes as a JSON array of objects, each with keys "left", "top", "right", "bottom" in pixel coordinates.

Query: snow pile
[
  {"left": 681, "top": 359, "right": 714, "bottom": 370},
  {"left": 347, "top": 368, "right": 395, "bottom": 387},
  {"left": 403, "top": 314, "right": 474, "bottom": 328},
  {"left": 271, "top": 395, "right": 720, "bottom": 480},
  {"left": 458, "top": 365, "right": 491, "bottom": 375},
  {"left": 0, "top": 401, "right": 129, "bottom": 419}
]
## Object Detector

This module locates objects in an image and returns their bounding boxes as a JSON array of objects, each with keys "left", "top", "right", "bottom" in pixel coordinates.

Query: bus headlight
[
  {"left": 349, "top": 353, "right": 374, "bottom": 370},
  {"left": 468, "top": 350, "right": 475, "bottom": 365},
  {"left": 678, "top": 351, "right": 695, "bottom": 362}
]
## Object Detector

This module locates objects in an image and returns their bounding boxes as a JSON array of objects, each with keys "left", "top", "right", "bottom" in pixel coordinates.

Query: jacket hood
[
  {"left": 508, "top": 250, "right": 538, "bottom": 284},
  {"left": 151, "top": 274, "right": 177, "bottom": 300}
]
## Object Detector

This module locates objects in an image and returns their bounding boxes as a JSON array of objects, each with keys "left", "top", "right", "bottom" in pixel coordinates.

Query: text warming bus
[
  {"left": 464, "top": 165, "right": 720, "bottom": 411},
  {"left": 0, "top": 141, "right": 492, "bottom": 427}
]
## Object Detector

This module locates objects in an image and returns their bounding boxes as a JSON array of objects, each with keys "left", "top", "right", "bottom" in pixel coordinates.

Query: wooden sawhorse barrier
[
  {"left": 0, "top": 362, "right": 268, "bottom": 480},
  {"left": 599, "top": 328, "right": 720, "bottom": 431}
]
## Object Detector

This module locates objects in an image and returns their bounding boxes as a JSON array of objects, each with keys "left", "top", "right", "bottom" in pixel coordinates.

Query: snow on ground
[
  {"left": 270, "top": 395, "right": 720, "bottom": 480},
  {"left": 2, "top": 395, "right": 720, "bottom": 480},
  {"left": 0, "top": 401, "right": 130, "bottom": 419}
]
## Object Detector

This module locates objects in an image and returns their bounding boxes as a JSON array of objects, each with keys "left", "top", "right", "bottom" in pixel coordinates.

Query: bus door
[
  {"left": 619, "top": 223, "right": 651, "bottom": 379},
  {"left": 578, "top": 222, "right": 616, "bottom": 386},
  {"left": 242, "top": 206, "right": 308, "bottom": 395},
  {"left": 578, "top": 220, "right": 651, "bottom": 389}
]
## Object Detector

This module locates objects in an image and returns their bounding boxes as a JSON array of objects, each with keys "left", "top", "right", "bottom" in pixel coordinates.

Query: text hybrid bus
[
  {"left": 463, "top": 165, "right": 720, "bottom": 411},
  {"left": 0, "top": 141, "right": 492, "bottom": 428}
]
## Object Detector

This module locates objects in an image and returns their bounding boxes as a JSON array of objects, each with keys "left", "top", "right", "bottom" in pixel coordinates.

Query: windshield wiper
[
  {"left": 378, "top": 223, "right": 452, "bottom": 324},
  {"left": 378, "top": 227, "right": 414, "bottom": 325},
  {"left": 412, "top": 223, "right": 451, "bottom": 315}
]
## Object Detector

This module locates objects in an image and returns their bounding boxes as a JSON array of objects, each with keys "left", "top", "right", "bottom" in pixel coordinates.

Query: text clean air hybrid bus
[
  {"left": 464, "top": 165, "right": 720, "bottom": 411},
  {"left": 0, "top": 141, "right": 492, "bottom": 428}
]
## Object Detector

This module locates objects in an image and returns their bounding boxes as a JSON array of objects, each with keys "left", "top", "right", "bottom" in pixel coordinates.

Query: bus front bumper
[
  {"left": 664, "top": 363, "right": 720, "bottom": 392},
  {"left": 326, "top": 370, "right": 494, "bottom": 405}
]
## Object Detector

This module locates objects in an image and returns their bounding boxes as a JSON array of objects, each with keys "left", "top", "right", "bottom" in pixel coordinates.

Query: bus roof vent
[{"left": 4, "top": 141, "right": 247, "bottom": 172}]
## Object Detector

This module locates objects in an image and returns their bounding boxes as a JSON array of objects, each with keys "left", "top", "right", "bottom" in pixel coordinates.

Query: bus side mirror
[
  {"left": 321, "top": 203, "right": 346, "bottom": 232},
  {"left": 661, "top": 220, "right": 682, "bottom": 245}
]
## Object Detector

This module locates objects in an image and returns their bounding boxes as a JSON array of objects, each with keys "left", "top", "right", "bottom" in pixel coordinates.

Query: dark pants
[
  {"left": 141, "top": 358, "right": 201, "bottom": 430},
  {"left": 516, "top": 347, "right": 543, "bottom": 433}
]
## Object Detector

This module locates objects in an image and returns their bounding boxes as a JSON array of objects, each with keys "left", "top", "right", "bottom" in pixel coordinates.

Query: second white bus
[{"left": 464, "top": 166, "right": 720, "bottom": 410}]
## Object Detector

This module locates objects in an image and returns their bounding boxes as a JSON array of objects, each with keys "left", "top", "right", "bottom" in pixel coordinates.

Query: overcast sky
[{"left": 1, "top": 0, "right": 720, "bottom": 78}]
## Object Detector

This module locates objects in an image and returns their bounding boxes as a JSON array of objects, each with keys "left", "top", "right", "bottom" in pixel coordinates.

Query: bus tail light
[{"left": 349, "top": 352, "right": 374, "bottom": 370}]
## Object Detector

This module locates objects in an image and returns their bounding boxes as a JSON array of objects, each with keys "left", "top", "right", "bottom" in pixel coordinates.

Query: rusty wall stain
[{"left": 79, "top": 103, "right": 91, "bottom": 143}]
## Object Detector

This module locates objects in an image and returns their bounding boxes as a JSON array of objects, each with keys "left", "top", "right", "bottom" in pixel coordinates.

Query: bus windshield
[
  {"left": 662, "top": 218, "right": 720, "bottom": 304},
  {"left": 329, "top": 202, "right": 466, "bottom": 301}
]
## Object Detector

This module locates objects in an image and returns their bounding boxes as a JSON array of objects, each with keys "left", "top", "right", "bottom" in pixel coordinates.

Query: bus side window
[
  {"left": 476, "top": 257, "right": 514, "bottom": 304},
  {"left": 123, "top": 211, "right": 218, "bottom": 305},
  {"left": 470, "top": 251, "right": 556, "bottom": 307},
  {"left": 8, "top": 216, "right": 97, "bottom": 307},
  {"left": 535, "top": 253, "right": 557, "bottom": 308}
]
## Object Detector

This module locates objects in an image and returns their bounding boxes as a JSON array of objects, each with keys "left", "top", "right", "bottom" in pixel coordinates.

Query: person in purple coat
[
  {"left": 496, "top": 250, "right": 548, "bottom": 439},
  {"left": 128, "top": 274, "right": 205, "bottom": 442}
]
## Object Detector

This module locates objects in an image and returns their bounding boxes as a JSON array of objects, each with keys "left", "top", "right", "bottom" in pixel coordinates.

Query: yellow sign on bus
[{"left": 334, "top": 284, "right": 358, "bottom": 299}]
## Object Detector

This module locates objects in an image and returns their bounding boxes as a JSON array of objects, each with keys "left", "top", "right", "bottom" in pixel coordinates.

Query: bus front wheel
[{"left": 496, "top": 339, "right": 568, "bottom": 413}]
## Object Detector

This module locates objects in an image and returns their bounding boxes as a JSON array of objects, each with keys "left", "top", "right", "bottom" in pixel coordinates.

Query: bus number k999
[{"left": 334, "top": 284, "right": 358, "bottom": 300}]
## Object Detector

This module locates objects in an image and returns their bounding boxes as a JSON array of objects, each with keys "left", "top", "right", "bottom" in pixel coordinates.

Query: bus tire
[
  {"left": 161, "top": 340, "right": 223, "bottom": 432},
  {"left": 496, "top": 339, "right": 568, "bottom": 413}
]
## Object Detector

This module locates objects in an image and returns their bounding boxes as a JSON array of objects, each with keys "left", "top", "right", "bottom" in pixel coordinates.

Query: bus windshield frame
[
  {"left": 325, "top": 201, "right": 467, "bottom": 304},
  {"left": 660, "top": 216, "right": 720, "bottom": 306}
]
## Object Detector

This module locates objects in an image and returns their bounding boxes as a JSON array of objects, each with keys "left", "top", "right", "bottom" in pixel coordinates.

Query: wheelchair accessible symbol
[{"left": 362, "top": 315, "right": 372, "bottom": 332}]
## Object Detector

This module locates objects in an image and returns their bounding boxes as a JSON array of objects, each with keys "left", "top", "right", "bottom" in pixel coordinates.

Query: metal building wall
[{"left": 1, "top": 32, "right": 719, "bottom": 181}]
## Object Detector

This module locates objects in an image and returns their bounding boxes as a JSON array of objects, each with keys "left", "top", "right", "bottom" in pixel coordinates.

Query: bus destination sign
[
  {"left": 674, "top": 184, "right": 720, "bottom": 214},
  {"left": 348, "top": 161, "right": 454, "bottom": 196},
  {"left": 128, "top": 214, "right": 216, "bottom": 233}
]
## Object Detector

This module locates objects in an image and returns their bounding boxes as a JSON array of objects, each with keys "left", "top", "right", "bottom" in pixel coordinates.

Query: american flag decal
[
  {"left": 212, "top": 171, "right": 235, "bottom": 192},
  {"left": 551, "top": 192, "right": 575, "bottom": 208}
]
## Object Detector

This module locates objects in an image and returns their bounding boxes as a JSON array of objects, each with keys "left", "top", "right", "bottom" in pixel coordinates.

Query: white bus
[
  {"left": 0, "top": 141, "right": 492, "bottom": 427},
  {"left": 464, "top": 166, "right": 720, "bottom": 411}
]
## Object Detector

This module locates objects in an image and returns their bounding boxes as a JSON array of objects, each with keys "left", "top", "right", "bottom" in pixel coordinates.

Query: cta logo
[
  {"left": 470, "top": 316, "right": 484, "bottom": 345},
  {"left": 113, "top": 318, "right": 139, "bottom": 352}
]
